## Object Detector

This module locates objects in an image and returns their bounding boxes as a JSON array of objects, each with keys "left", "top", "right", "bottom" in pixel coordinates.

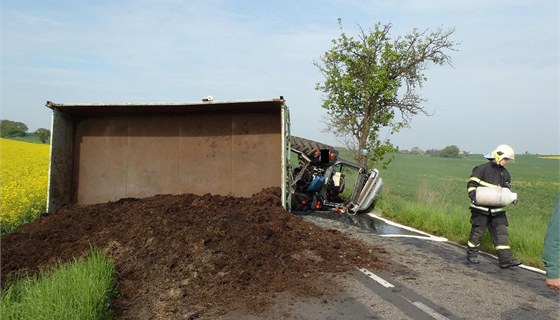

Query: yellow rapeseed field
[{"left": 0, "top": 138, "right": 50, "bottom": 227}]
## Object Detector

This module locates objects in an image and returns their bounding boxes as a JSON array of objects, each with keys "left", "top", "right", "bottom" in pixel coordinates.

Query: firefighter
[{"left": 466, "top": 144, "right": 522, "bottom": 268}]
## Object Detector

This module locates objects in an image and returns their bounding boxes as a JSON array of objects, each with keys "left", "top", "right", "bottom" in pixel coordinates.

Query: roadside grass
[
  {"left": 376, "top": 153, "right": 559, "bottom": 268},
  {"left": 1, "top": 248, "right": 116, "bottom": 320}
]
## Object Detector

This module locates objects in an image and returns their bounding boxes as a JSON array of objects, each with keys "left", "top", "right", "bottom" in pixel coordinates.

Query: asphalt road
[{"left": 223, "top": 212, "right": 560, "bottom": 320}]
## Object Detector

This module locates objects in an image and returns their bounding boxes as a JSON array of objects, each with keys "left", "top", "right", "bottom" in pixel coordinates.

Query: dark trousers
[{"left": 467, "top": 210, "right": 514, "bottom": 262}]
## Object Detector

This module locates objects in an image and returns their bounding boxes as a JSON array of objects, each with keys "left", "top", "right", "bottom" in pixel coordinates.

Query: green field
[
  {"left": 375, "top": 153, "right": 560, "bottom": 268},
  {"left": 7, "top": 134, "right": 49, "bottom": 144}
]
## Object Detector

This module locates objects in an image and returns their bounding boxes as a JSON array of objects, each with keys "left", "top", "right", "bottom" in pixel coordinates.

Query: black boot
[
  {"left": 497, "top": 249, "right": 521, "bottom": 268},
  {"left": 467, "top": 254, "right": 480, "bottom": 264},
  {"left": 467, "top": 246, "right": 479, "bottom": 264},
  {"left": 499, "top": 259, "right": 521, "bottom": 268}
]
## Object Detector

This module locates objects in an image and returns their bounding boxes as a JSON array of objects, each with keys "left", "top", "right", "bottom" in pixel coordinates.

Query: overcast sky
[{"left": 1, "top": 0, "right": 558, "bottom": 154}]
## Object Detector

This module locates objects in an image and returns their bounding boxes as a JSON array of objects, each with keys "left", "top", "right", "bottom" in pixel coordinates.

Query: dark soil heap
[{"left": 1, "top": 188, "right": 387, "bottom": 319}]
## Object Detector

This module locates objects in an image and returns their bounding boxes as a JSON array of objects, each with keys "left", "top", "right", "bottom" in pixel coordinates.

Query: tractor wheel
[{"left": 290, "top": 136, "right": 338, "bottom": 161}]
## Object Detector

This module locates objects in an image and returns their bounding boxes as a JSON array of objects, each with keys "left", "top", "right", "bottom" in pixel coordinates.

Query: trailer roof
[{"left": 46, "top": 97, "right": 285, "bottom": 116}]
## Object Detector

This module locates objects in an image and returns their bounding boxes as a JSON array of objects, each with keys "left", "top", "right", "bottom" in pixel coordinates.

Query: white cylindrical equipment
[{"left": 475, "top": 187, "right": 517, "bottom": 206}]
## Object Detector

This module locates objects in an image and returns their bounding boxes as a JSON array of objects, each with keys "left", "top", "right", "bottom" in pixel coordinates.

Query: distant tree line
[
  {"left": 400, "top": 145, "right": 467, "bottom": 159},
  {"left": 1, "top": 119, "right": 50, "bottom": 143}
]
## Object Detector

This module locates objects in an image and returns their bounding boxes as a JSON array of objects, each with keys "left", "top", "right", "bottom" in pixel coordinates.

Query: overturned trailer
[
  {"left": 45, "top": 98, "right": 290, "bottom": 213},
  {"left": 45, "top": 97, "right": 382, "bottom": 215}
]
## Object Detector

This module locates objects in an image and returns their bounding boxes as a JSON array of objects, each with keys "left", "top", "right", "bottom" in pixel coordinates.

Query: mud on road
[
  {"left": 2, "top": 188, "right": 559, "bottom": 319},
  {"left": 1, "top": 188, "right": 388, "bottom": 319}
]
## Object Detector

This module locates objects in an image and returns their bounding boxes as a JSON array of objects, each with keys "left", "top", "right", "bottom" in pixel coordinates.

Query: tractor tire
[{"left": 290, "top": 136, "right": 338, "bottom": 160}]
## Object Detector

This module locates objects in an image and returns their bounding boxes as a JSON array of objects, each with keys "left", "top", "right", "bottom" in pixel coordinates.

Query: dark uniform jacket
[{"left": 467, "top": 161, "right": 511, "bottom": 213}]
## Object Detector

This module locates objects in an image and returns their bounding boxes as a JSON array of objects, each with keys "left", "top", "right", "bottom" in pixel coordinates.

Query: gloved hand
[{"left": 512, "top": 199, "right": 518, "bottom": 205}]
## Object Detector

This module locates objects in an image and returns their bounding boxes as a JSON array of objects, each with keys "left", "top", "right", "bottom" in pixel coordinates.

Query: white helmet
[{"left": 492, "top": 144, "right": 515, "bottom": 162}]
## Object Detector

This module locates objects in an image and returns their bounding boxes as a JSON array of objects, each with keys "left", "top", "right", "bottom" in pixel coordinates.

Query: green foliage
[
  {"left": 314, "top": 19, "right": 458, "bottom": 168},
  {"left": 437, "top": 145, "right": 462, "bottom": 158},
  {"left": 9, "top": 134, "right": 48, "bottom": 144},
  {"left": 34, "top": 128, "right": 51, "bottom": 143},
  {"left": 1, "top": 120, "right": 29, "bottom": 138},
  {"left": 1, "top": 248, "right": 117, "bottom": 320},
  {"left": 377, "top": 153, "right": 559, "bottom": 268}
]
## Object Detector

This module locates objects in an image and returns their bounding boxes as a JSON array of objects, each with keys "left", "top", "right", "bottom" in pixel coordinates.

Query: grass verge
[
  {"left": 376, "top": 153, "right": 559, "bottom": 268},
  {"left": 1, "top": 248, "right": 117, "bottom": 320}
]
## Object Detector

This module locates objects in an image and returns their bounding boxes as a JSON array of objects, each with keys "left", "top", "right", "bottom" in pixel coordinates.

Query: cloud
[{"left": 1, "top": 0, "right": 558, "bottom": 153}]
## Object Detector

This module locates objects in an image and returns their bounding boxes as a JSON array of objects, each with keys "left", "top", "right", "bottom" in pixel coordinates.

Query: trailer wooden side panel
[{"left": 46, "top": 99, "right": 286, "bottom": 212}]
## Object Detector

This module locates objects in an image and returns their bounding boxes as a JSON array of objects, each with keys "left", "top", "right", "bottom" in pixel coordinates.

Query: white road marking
[
  {"left": 367, "top": 212, "right": 449, "bottom": 242},
  {"left": 412, "top": 301, "right": 450, "bottom": 320},
  {"left": 518, "top": 264, "right": 546, "bottom": 274},
  {"left": 358, "top": 268, "right": 394, "bottom": 288},
  {"left": 380, "top": 234, "right": 449, "bottom": 242},
  {"left": 359, "top": 267, "right": 453, "bottom": 319}
]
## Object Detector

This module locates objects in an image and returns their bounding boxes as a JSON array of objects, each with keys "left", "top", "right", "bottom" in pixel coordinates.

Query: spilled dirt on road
[{"left": 1, "top": 187, "right": 388, "bottom": 319}]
